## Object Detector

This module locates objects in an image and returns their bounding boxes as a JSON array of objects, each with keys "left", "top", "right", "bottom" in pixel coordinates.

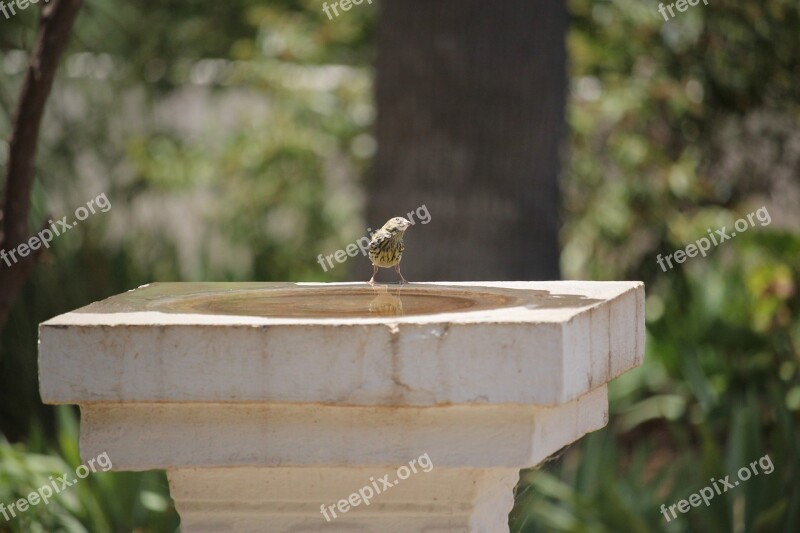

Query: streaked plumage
[{"left": 368, "top": 216, "right": 412, "bottom": 284}]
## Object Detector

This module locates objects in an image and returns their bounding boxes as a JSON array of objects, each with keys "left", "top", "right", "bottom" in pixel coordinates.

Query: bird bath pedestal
[{"left": 39, "top": 281, "right": 644, "bottom": 532}]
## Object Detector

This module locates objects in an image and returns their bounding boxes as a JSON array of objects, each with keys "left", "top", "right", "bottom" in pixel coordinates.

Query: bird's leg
[
  {"left": 369, "top": 265, "right": 379, "bottom": 285},
  {"left": 395, "top": 264, "right": 408, "bottom": 284}
]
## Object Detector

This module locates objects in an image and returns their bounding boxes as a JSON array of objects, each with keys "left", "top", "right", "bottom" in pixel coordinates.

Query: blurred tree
[
  {"left": 0, "top": 0, "right": 82, "bottom": 331},
  {"left": 367, "top": 0, "right": 565, "bottom": 281}
]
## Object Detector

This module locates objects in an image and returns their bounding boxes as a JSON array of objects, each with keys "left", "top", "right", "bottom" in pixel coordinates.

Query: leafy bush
[
  {"left": 0, "top": 407, "right": 177, "bottom": 532},
  {"left": 511, "top": 0, "right": 800, "bottom": 531}
]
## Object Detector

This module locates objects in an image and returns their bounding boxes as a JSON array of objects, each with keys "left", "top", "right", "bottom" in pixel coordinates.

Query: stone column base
[{"left": 169, "top": 467, "right": 520, "bottom": 533}]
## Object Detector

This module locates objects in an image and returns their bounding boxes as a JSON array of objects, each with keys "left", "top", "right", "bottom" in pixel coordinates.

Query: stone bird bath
[{"left": 39, "top": 281, "right": 644, "bottom": 532}]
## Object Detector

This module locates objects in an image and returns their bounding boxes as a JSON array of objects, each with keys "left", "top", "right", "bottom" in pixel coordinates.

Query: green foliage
[
  {"left": 512, "top": 0, "right": 800, "bottom": 531},
  {"left": 0, "top": 407, "right": 177, "bottom": 532},
  {"left": 1, "top": 0, "right": 798, "bottom": 531},
  {"left": 1, "top": 2, "right": 375, "bottom": 530},
  {"left": 0, "top": 0, "right": 376, "bottom": 432}
]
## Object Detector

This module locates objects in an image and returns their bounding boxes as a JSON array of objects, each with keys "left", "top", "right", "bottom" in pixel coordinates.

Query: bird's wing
[{"left": 368, "top": 230, "right": 393, "bottom": 253}]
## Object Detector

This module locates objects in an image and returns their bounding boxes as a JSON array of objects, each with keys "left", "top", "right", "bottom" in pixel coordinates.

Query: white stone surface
[
  {"left": 79, "top": 385, "right": 608, "bottom": 471},
  {"left": 169, "top": 467, "right": 520, "bottom": 533},
  {"left": 157, "top": 387, "right": 606, "bottom": 532},
  {"left": 40, "top": 281, "right": 644, "bottom": 406},
  {"left": 38, "top": 281, "right": 645, "bottom": 532}
]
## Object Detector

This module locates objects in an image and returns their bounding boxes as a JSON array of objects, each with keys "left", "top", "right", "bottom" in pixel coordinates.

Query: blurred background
[{"left": 1, "top": 0, "right": 798, "bottom": 531}]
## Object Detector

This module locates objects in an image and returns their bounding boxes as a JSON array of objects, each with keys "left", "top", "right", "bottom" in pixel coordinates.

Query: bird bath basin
[
  {"left": 73, "top": 282, "right": 602, "bottom": 319},
  {"left": 39, "top": 281, "right": 644, "bottom": 532}
]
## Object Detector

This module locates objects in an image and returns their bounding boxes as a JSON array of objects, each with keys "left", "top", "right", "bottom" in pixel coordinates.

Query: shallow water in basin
[{"left": 79, "top": 282, "right": 600, "bottom": 318}]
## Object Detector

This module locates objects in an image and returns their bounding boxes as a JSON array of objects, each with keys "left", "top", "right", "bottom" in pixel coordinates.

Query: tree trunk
[
  {"left": 0, "top": 0, "right": 83, "bottom": 332},
  {"left": 368, "top": 0, "right": 566, "bottom": 281}
]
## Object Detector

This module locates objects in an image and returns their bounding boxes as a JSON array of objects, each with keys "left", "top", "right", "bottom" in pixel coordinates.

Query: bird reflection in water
[{"left": 368, "top": 285, "right": 405, "bottom": 316}]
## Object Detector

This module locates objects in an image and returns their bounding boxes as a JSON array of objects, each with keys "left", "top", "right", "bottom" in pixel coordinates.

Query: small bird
[{"left": 368, "top": 216, "right": 412, "bottom": 285}]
